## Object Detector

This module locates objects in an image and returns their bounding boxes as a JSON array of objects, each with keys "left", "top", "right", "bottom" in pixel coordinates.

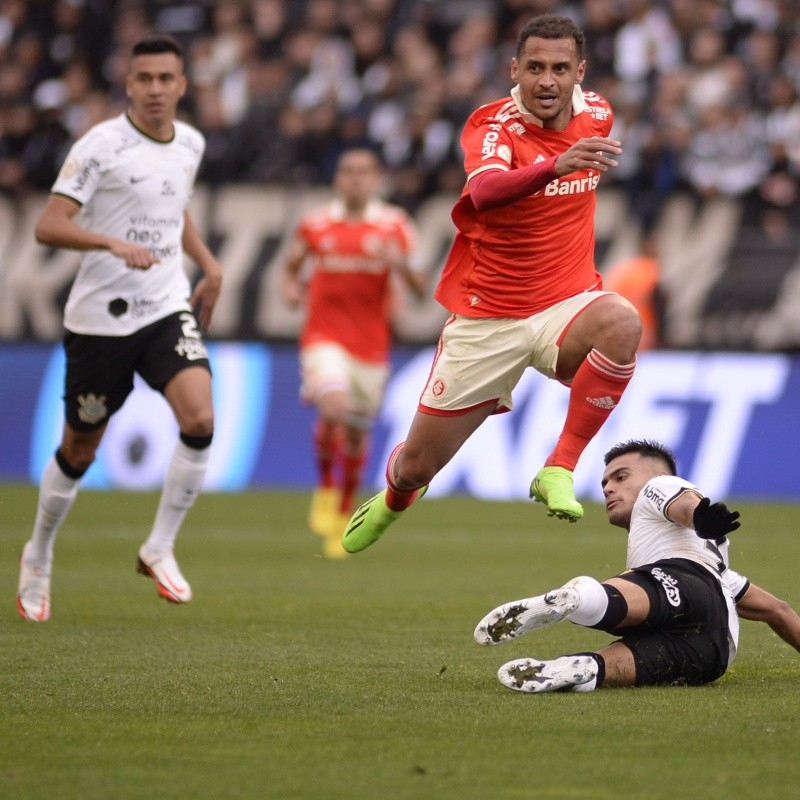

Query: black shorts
[
  {"left": 63, "top": 311, "right": 211, "bottom": 431},
  {"left": 612, "top": 558, "right": 731, "bottom": 687}
]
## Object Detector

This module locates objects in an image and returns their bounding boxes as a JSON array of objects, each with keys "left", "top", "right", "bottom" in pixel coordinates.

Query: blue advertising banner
[{"left": 1, "top": 342, "right": 798, "bottom": 501}]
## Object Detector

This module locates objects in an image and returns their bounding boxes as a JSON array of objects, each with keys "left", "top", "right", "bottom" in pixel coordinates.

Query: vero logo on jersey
[{"left": 480, "top": 123, "right": 503, "bottom": 159}]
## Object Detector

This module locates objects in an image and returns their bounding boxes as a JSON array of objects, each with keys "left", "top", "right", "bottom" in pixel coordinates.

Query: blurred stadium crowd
[{"left": 2, "top": 0, "right": 800, "bottom": 230}]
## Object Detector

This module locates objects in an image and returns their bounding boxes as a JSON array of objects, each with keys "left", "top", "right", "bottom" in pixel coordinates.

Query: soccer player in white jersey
[
  {"left": 16, "top": 33, "right": 223, "bottom": 621},
  {"left": 473, "top": 440, "right": 800, "bottom": 692}
]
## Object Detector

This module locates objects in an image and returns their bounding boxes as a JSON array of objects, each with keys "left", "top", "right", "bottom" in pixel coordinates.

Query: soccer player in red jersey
[
  {"left": 343, "top": 14, "right": 642, "bottom": 554},
  {"left": 281, "top": 148, "right": 425, "bottom": 558}
]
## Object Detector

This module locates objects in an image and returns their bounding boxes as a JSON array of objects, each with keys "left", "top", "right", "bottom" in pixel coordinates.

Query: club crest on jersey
[
  {"left": 59, "top": 158, "right": 78, "bottom": 179},
  {"left": 77, "top": 393, "right": 108, "bottom": 425}
]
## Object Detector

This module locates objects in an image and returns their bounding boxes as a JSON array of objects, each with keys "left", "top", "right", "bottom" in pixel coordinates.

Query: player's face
[
  {"left": 126, "top": 52, "right": 187, "bottom": 137},
  {"left": 601, "top": 453, "right": 664, "bottom": 530},
  {"left": 511, "top": 37, "right": 585, "bottom": 130},
  {"left": 334, "top": 151, "right": 380, "bottom": 208}
]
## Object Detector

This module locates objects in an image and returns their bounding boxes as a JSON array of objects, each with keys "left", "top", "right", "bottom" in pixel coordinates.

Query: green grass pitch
[{"left": 1, "top": 485, "right": 798, "bottom": 800}]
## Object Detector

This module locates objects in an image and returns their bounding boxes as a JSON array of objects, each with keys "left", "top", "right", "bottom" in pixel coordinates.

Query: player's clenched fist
[{"left": 108, "top": 239, "right": 160, "bottom": 270}]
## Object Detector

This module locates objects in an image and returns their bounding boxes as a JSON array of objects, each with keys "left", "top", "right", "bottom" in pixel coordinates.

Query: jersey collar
[
  {"left": 124, "top": 112, "right": 176, "bottom": 143},
  {"left": 329, "top": 198, "right": 383, "bottom": 222},
  {"left": 510, "top": 84, "right": 589, "bottom": 128}
]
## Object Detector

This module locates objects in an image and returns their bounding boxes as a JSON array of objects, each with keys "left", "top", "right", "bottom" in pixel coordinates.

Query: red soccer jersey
[
  {"left": 435, "top": 86, "right": 614, "bottom": 318},
  {"left": 297, "top": 200, "right": 418, "bottom": 363}
]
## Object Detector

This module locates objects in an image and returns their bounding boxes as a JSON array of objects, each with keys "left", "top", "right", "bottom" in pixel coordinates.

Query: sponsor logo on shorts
[
  {"left": 77, "top": 393, "right": 108, "bottom": 425},
  {"left": 431, "top": 377, "right": 446, "bottom": 397},
  {"left": 651, "top": 567, "right": 681, "bottom": 607},
  {"left": 175, "top": 337, "right": 209, "bottom": 361}
]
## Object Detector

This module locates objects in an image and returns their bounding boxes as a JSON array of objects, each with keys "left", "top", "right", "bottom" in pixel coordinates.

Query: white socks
[
  {"left": 28, "top": 456, "right": 79, "bottom": 564},
  {"left": 563, "top": 576, "right": 609, "bottom": 627},
  {"left": 142, "top": 440, "right": 209, "bottom": 556}
]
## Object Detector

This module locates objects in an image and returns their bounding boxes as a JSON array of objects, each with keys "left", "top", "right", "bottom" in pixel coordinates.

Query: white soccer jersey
[
  {"left": 627, "top": 475, "right": 733, "bottom": 574},
  {"left": 627, "top": 474, "right": 748, "bottom": 664},
  {"left": 51, "top": 113, "right": 205, "bottom": 335}
]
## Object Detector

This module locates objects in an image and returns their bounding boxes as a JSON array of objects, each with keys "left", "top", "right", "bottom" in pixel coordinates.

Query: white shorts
[
  {"left": 419, "top": 292, "right": 609, "bottom": 414},
  {"left": 300, "top": 342, "right": 389, "bottom": 419}
]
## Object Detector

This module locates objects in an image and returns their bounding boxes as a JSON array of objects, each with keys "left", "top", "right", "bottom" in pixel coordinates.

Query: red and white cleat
[
  {"left": 17, "top": 541, "right": 51, "bottom": 622},
  {"left": 137, "top": 548, "right": 192, "bottom": 604}
]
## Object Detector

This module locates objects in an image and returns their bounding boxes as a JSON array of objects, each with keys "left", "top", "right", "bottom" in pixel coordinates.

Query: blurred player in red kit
[{"left": 281, "top": 148, "right": 425, "bottom": 558}]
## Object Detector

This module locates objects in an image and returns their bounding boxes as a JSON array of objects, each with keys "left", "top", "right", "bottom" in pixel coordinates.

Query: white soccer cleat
[
  {"left": 137, "top": 548, "right": 192, "bottom": 603},
  {"left": 473, "top": 587, "right": 579, "bottom": 645},
  {"left": 17, "top": 541, "right": 52, "bottom": 622},
  {"left": 497, "top": 655, "right": 597, "bottom": 693}
]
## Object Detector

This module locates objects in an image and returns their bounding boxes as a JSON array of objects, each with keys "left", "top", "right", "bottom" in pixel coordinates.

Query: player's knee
[
  {"left": 605, "top": 298, "right": 642, "bottom": 353},
  {"left": 179, "top": 408, "right": 214, "bottom": 439}
]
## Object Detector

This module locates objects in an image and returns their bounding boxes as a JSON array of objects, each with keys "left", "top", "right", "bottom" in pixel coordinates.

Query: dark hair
[
  {"left": 603, "top": 440, "right": 677, "bottom": 475},
  {"left": 516, "top": 14, "right": 585, "bottom": 60},
  {"left": 131, "top": 33, "right": 184, "bottom": 65}
]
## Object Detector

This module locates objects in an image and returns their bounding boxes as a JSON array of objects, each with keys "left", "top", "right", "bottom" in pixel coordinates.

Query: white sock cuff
[
  {"left": 565, "top": 576, "right": 609, "bottom": 627},
  {"left": 175, "top": 439, "right": 211, "bottom": 466}
]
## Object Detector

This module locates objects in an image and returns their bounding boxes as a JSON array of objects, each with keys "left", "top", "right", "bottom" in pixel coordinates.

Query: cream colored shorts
[
  {"left": 419, "top": 292, "right": 609, "bottom": 413},
  {"left": 300, "top": 341, "right": 389, "bottom": 418}
]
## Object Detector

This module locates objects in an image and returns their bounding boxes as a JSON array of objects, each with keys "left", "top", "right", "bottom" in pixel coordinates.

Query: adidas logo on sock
[{"left": 586, "top": 395, "right": 616, "bottom": 409}]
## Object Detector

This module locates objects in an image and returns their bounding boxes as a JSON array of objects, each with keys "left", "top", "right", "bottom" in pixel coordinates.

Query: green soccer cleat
[
  {"left": 529, "top": 466, "right": 583, "bottom": 522},
  {"left": 342, "top": 487, "right": 427, "bottom": 553}
]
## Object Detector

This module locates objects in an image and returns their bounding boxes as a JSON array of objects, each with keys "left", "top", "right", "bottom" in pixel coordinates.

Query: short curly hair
[{"left": 516, "top": 14, "right": 586, "bottom": 60}]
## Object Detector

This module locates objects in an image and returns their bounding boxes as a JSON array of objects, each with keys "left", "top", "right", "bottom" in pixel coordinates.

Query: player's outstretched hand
[{"left": 692, "top": 497, "right": 741, "bottom": 539}]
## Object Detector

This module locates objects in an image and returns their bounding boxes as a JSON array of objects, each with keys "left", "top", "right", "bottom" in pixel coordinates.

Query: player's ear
[
  {"left": 576, "top": 59, "right": 586, "bottom": 84},
  {"left": 510, "top": 57, "right": 519, "bottom": 82}
]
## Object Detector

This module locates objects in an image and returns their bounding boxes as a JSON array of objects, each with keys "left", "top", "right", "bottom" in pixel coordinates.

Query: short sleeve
[
  {"left": 50, "top": 128, "right": 110, "bottom": 206},
  {"left": 461, "top": 112, "right": 514, "bottom": 182}
]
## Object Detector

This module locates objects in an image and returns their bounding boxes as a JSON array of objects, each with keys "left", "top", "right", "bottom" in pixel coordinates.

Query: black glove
[{"left": 692, "top": 496, "right": 741, "bottom": 540}]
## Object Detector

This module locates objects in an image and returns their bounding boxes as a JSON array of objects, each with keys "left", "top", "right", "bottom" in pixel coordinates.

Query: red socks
[
  {"left": 546, "top": 349, "right": 635, "bottom": 471},
  {"left": 384, "top": 442, "right": 425, "bottom": 512},
  {"left": 313, "top": 419, "right": 337, "bottom": 488}
]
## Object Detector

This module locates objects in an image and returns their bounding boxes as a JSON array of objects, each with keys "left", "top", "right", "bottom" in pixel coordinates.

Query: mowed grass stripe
[{"left": 1, "top": 486, "right": 798, "bottom": 800}]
